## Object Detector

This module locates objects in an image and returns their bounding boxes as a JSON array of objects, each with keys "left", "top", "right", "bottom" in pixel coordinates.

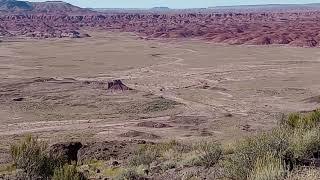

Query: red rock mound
[{"left": 107, "top": 80, "right": 132, "bottom": 91}]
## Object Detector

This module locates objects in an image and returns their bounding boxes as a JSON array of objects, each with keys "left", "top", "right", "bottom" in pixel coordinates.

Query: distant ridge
[
  {"left": 209, "top": 3, "right": 320, "bottom": 11},
  {"left": 151, "top": 7, "right": 170, "bottom": 10},
  {"left": 0, "top": 0, "right": 32, "bottom": 11},
  {"left": 0, "top": 0, "right": 93, "bottom": 13}
]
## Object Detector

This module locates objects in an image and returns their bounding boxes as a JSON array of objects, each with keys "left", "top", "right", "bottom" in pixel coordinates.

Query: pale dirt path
[{"left": 0, "top": 116, "right": 172, "bottom": 137}]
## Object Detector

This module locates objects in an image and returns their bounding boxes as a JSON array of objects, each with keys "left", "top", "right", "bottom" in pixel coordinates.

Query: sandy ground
[{"left": 0, "top": 32, "right": 320, "bottom": 164}]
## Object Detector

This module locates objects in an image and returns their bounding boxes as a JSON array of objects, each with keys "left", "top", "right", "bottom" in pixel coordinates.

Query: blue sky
[{"left": 29, "top": 0, "right": 320, "bottom": 8}]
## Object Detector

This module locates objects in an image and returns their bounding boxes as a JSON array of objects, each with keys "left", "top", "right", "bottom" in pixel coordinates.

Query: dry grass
[
  {"left": 286, "top": 167, "right": 320, "bottom": 180},
  {"left": 248, "top": 153, "right": 286, "bottom": 180},
  {"left": 282, "top": 109, "right": 320, "bottom": 129},
  {"left": 10, "top": 135, "right": 56, "bottom": 179},
  {"left": 223, "top": 128, "right": 290, "bottom": 179},
  {"left": 288, "top": 128, "right": 320, "bottom": 160},
  {"left": 52, "top": 164, "right": 86, "bottom": 180}
]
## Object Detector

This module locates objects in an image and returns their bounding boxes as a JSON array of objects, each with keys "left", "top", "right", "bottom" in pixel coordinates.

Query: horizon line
[
  {"left": 88, "top": 3, "right": 320, "bottom": 9},
  {"left": 25, "top": 1, "right": 320, "bottom": 9}
]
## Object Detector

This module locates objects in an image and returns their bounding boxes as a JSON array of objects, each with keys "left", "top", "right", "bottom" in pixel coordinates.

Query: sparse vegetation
[
  {"left": 114, "top": 167, "right": 146, "bottom": 180},
  {"left": 52, "top": 164, "right": 86, "bottom": 180},
  {"left": 248, "top": 153, "right": 286, "bottom": 180},
  {"left": 288, "top": 128, "right": 320, "bottom": 160},
  {"left": 281, "top": 109, "right": 320, "bottom": 129},
  {"left": 10, "top": 135, "right": 56, "bottom": 179},
  {"left": 120, "top": 97, "right": 180, "bottom": 114},
  {"left": 194, "top": 141, "right": 222, "bottom": 167},
  {"left": 286, "top": 167, "right": 320, "bottom": 180},
  {"left": 223, "top": 128, "right": 290, "bottom": 179},
  {"left": 9, "top": 135, "right": 84, "bottom": 180},
  {"left": 4, "top": 110, "right": 320, "bottom": 179},
  {"left": 143, "top": 98, "right": 180, "bottom": 112},
  {"left": 223, "top": 110, "right": 320, "bottom": 179},
  {"left": 129, "top": 140, "right": 190, "bottom": 167}
]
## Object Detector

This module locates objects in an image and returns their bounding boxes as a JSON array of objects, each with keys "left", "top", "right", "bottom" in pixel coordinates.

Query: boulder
[
  {"left": 48, "top": 142, "right": 82, "bottom": 164},
  {"left": 77, "top": 140, "right": 148, "bottom": 164}
]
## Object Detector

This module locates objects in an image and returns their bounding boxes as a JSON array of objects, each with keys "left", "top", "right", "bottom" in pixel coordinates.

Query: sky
[{"left": 28, "top": 0, "right": 320, "bottom": 8}]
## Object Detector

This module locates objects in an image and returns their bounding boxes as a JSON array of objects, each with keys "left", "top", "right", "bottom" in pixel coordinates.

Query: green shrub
[
  {"left": 103, "top": 167, "right": 126, "bottom": 178},
  {"left": 114, "top": 168, "right": 145, "bottom": 180},
  {"left": 288, "top": 128, "right": 320, "bottom": 160},
  {"left": 286, "top": 167, "right": 320, "bottom": 180},
  {"left": 181, "top": 151, "right": 202, "bottom": 167},
  {"left": 282, "top": 110, "right": 320, "bottom": 129},
  {"left": 223, "top": 128, "right": 290, "bottom": 179},
  {"left": 52, "top": 164, "right": 86, "bottom": 180},
  {"left": 194, "top": 141, "right": 222, "bottom": 167},
  {"left": 285, "top": 113, "right": 302, "bottom": 128},
  {"left": 181, "top": 170, "right": 201, "bottom": 180},
  {"left": 248, "top": 153, "right": 286, "bottom": 180},
  {"left": 129, "top": 148, "right": 158, "bottom": 166},
  {"left": 10, "top": 135, "right": 56, "bottom": 179},
  {"left": 161, "top": 160, "right": 177, "bottom": 171},
  {"left": 129, "top": 140, "right": 190, "bottom": 166}
]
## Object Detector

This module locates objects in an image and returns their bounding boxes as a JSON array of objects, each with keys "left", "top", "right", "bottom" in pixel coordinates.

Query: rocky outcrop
[
  {"left": 48, "top": 142, "right": 83, "bottom": 164},
  {"left": 107, "top": 80, "right": 132, "bottom": 91},
  {"left": 77, "top": 140, "right": 149, "bottom": 164}
]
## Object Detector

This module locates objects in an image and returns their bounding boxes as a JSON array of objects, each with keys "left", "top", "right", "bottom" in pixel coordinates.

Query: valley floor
[{"left": 0, "top": 31, "right": 320, "bottom": 164}]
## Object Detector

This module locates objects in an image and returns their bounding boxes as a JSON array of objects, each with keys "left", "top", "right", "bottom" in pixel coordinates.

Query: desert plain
[{"left": 1, "top": 31, "right": 320, "bottom": 165}]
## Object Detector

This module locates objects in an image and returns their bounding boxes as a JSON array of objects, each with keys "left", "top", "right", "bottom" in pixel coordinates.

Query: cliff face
[{"left": 1, "top": 1, "right": 320, "bottom": 47}]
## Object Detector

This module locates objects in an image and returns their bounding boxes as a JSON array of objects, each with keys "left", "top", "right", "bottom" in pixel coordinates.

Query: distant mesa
[{"left": 151, "top": 7, "right": 171, "bottom": 11}]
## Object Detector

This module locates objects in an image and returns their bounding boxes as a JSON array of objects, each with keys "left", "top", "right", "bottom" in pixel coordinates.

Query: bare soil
[{"left": 1, "top": 31, "right": 320, "bottom": 164}]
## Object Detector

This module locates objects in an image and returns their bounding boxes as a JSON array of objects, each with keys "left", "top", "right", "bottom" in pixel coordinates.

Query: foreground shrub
[
  {"left": 114, "top": 168, "right": 145, "bottom": 180},
  {"left": 282, "top": 110, "right": 320, "bottom": 129},
  {"left": 129, "top": 140, "right": 190, "bottom": 166},
  {"left": 194, "top": 141, "right": 222, "bottom": 167},
  {"left": 248, "top": 153, "right": 286, "bottom": 180},
  {"left": 288, "top": 128, "right": 320, "bottom": 160},
  {"left": 52, "top": 164, "right": 86, "bottom": 180},
  {"left": 129, "top": 148, "right": 158, "bottom": 167},
  {"left": 286, "top": 167, "right": 320, "bottom": 180},
  {"left": 10, "top": 135, "right": 56, "bottom": 179},
  {"left": 223, "top": 128, "right": 290, "bottom": 179}
]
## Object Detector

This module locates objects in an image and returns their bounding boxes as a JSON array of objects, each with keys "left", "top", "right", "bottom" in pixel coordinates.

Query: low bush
[
  {"left": 248, "top": 153, "right": 286, "bottom": 180},
  {"left": 194, "top": 141, "right": 222, "bottom": 168},
  {"left": 114, "top": 168, "right": 145, "bottom": 180},
  {"left": 223, "top": 128, "right": 290, "bottom": 179},
  {"left": 180, "top": 151, "right": 202, "bottom": 167},
  {"left": 129, "top": 140, "right": 190, "bottom": 167},
  {"left": 10, "top": 135, "right": 56, "bottom": 179},
  {"left": 282, "top": 110, "right": 320, "bottom": 129},
  {"left": 288, "top": 128, "right": 320, "bottom": 160},
  {"left": 52, "top": 164, "right": 86, "bottom": 180},
  {"left": 286, "top": 167, "right": 320, "bottom": 180},
  {"left": 129, "top": 148, "right": 158, "bottom": 167}
]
